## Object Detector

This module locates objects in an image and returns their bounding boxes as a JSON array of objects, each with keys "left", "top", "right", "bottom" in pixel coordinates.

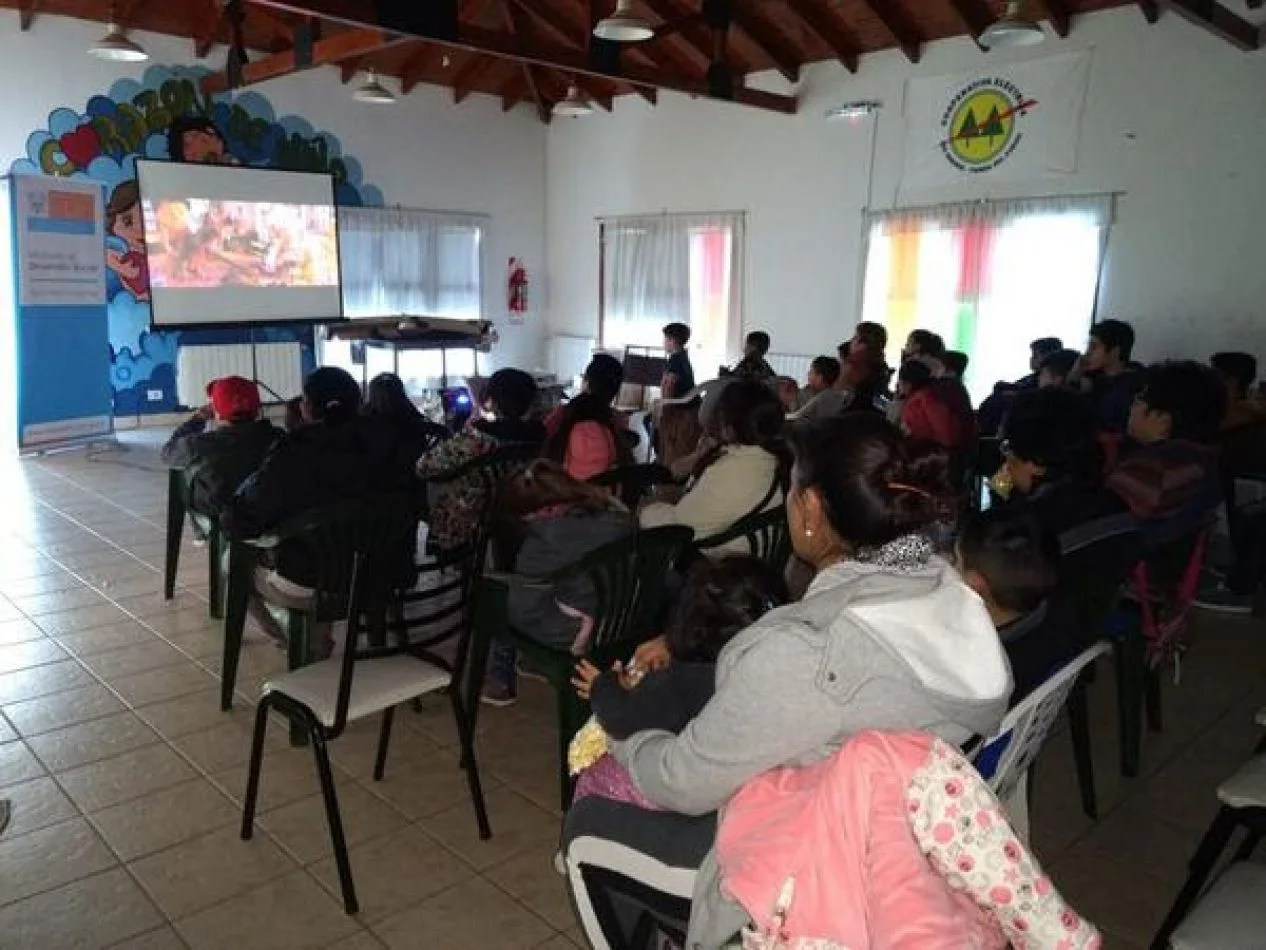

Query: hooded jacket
[{"left": 614, "top": 554, "right": 1012, "bottom": 944}]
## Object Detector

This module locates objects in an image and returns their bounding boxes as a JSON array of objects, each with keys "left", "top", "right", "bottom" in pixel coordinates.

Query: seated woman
[
  {"left": 483, "top": 460, "right": 635, "bottom": 703},
  {"left": 363, "top": 372, "right": 448, "bottom": 466},
  {"left": 897, "top": 359, "right": 976, "bottom": 452},
  {"left": 563, "top": 413, "right": 1012, "bottom": 950},
  {"left": 416, "top": 368, "right": 546, "bottom": 552},
  {"left": 640, "top": 379, "right": 787, "bottom": 553},
  {"left": 543, "top": 354, "right": 632, "bottom": 482},
  {"left": 995, "top": 386, "right": 1129, "bottom": 544}
]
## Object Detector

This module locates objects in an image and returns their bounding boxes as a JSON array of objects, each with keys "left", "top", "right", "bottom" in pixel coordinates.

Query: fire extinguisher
[{"left": 508, "top": 257, "right": 528, "bottom": 314}]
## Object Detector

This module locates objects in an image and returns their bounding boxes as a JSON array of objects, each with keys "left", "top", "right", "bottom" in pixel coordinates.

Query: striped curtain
[{"left": 861, "top": 195, "right": 1114, "bottom": 403}]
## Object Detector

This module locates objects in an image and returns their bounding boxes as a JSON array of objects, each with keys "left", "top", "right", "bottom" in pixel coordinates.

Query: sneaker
[
  {"left": 1193, "top": 584, "right": 1255, "bottom": 615},
  {"left": 480, "top": 682, "right": 518, "bottom": 707}
]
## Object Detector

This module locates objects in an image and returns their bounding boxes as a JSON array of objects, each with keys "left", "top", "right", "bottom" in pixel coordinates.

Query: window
[
  {"left": 325, "top": 206, "right": 486, "bottom": 389},
  {"left": 600, "top": 212, "right": 744, "bottom": 376},
  {"left": 860, "top": 195, "right": 1113, "bottom": 403}
]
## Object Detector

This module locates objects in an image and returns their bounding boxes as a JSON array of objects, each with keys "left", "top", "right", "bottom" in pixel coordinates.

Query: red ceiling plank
[
  {"left": 508, "top": 0, "right": 582, "bottom": 46},
  {"left": 1137, "top": 0, "right": 1161, "bottom": 22},
  {"left": 399, "top": 46, "right": 435, "bottom": 93},
  {"left": 944, "top": 0, "right": 992, "bottom": 44},
  {"left": 858, "top": 0, "right": 922, "bottom": 62},
  {"left": 639, "top": 0, "right": 718, "bottom": 69},
  {"left": 1163, "top": 0, "right": 1259, "bottom": 49},
  {"left": 201, "top": 27, "right": 410, "bottom": 94},
  {"left": 731, "top": 0, "right": 802, "bottom": 83},
  {"left": 340, "top": 58, "right": 362, "bottom": 82},
  {"left": 785, "top": 0, "right": 861, "bottom": 73},
  {"left": 241, "top": 0, "right": 797, "bottom": 113},
  {"left": 18, "top": 0, "right": 36, "bottom": 30}
]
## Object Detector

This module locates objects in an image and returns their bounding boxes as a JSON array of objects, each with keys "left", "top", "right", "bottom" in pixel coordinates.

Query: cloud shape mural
[{"left": 11, "top": 64, "right": 382, "bottom": 415}]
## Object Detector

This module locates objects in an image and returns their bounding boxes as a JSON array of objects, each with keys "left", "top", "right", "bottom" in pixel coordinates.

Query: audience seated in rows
[
  {"left": 640, "top": 380, "right": 788, "bottom": 552},
  {"left": 1106, "top": 360, "right": 1225, "bottom": 545},
  {"left": 161, "top": 375, "right": 280, "bottom": 522},
  {"left": 790, "top": 355, "right": 851, "bottom": 424},
  {"left": 562, "top": 413, "right": 1011, "bottom": 949},
  {"left": 837, "top": 321, "right": 890, "bottom": 406},
  {"left": 416, "top": 367, "right": 546, "bottom": 551},
  {"left": 1212, "top": 351, "right": 1266, "bottom": 473},
  {"left": 977, "top": 336, "right": 1065, "bottom": 435},
  {"left": 362, "top": 372, "right": 449, "bottom": 466},
  {"left": 543, "top": 354, "right": 632, "bottom": 482},
  {"left": 957, "top": 507, "right": 1061, "bottom": 702},
  {"left": 1037, "top": 348, "right": 1081, "bottom": 389},
  {"left": 1083, "top": 318, "right": 1144, "bottom": 433}
]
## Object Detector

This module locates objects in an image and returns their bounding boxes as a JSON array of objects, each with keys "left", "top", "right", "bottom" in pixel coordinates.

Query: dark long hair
[
  {"left": 365, "top": 372, "right": 423, "bottom": 421},
  {"left": 692, "top": 379, "right": 791, "bottom": 489},
  {"left": 665, "top": 556, "right": 789, "bottom": 663},
  {"left": 545, "top": 354, "right": 632, "bottom": 469}
]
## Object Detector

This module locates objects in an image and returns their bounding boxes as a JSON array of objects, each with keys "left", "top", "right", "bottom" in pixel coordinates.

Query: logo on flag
[{"left": 940, "top": 79, "right": 1038, "bottom": 174}]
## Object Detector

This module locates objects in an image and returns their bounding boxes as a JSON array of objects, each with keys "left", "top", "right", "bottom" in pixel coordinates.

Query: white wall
[
  {"left": 0, "top": 12, "right": 549, "bottom": 372},
  {"left": 547, "top": 6, "right": 1266, "bottom": 367}
]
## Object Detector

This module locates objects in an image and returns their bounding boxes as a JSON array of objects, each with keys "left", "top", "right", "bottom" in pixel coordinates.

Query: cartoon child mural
[
  {"left": 166, "top": 115, "right": 238, "bottom": 166},
  {"left": 105, "top": 180, "right": 149, "bottom": 301}
]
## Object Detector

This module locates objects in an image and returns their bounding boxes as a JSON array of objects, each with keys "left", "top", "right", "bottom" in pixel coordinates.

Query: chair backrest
[
  {"left": 542, "top": 525, "right": 694, "bottom": 662},
  {"left": 974, "top": 641, "right": 1111, "bottom": 801},
  {"left": 693, "top": 505, "right": 791, "bottom": 571},
  {"left": 1057, "top": 513, "right": 1143, "bottom": 646},
  {"left": 258, "top": 494, "right": 422, "bottom": 622},
  {"left": 589, "top": 463, "right": 676, "bottom": 510},
  {"left": 1133, "top": 521, "right": 1213, "bottom": 666}
]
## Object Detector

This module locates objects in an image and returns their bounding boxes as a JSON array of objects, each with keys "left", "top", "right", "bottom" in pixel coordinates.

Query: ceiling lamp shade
[
  {"left": 88, "top": 23, "right": 149, "bottom": 62},
  {"left": 553, "top": 84, "right": 594, "bottom": 118},
  {"left": 979, "top": 1, "right": 1046, "bottom": 49},
  {"left": 593, "top": 0, "right": 654, "bottom": 42},
  {"left": 353, "top": 72, "right": 397, "bottom": 104}
]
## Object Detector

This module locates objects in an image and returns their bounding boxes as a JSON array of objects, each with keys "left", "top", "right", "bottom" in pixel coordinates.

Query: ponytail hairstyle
[
  {"left": 545, "top": 354, "right": 633, "bottom": 468},
  {"left": 691, "top": 379, "right": 791, "bottom": 488},
  {"left": 302, "top": 367, "right": 361, "bottom": 426},
  {"left": 500, "top": 458, "right": 616, "bottom": 520},
  {"left": 787, "top": 413, "right": 951, "bottom": 549}
]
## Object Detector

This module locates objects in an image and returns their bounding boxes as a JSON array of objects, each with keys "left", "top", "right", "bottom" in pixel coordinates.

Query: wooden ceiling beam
[
  {"left": 731, "top": 1, "right": 801, "bottom": 83},
  {"left": 508, "top": 0, "right": 582, "bottom": 46},
  {"left": 193, "top": 0, "right": 224, "bottom": 57},
  {"left": 399, "top": 45, "right": 435, "bottom": 93},
  {"left": 18, "top": 0, "right": 36, "bottom": 31},
  {"left": 1045, "top": 0, "right": 1073, "bottom": 37},
  {"left": 650, "top": 12, "right": 706, "bottom": 41},
  {"left": 640, "top": 0, "right": 716, "bottom": 69},
  {"left": 453, "top": 53, "right": 498, "bottom": 101},
  {"left": 945, "top": 0, "right": 992, "bottom": 45},
  {"left": 858, "top": 0, "right": 922, "bottom": 62},
  {"left": 523, "top": 64, "right": 551, "bottom": 122},
  {"left": 340, "top": 58, "right": 362, "bottom": 82},
  {"left": 201, "top": 27, "right": 412, "bottom": 94},
  {"left": 1161, "top": 0, "right": 1259, "bottom": 49},
  {"left": 786, "top": 0, "right": 861, "bottom": 73},
  {"left": 1137, "top": 0, "right": 1160, "bottom": 22},
  {"left": 501, "top": 0, "right": 552, "bottom": 121},
  {"left": 241, "top": 0, "right": 796, "bottom": 113}
]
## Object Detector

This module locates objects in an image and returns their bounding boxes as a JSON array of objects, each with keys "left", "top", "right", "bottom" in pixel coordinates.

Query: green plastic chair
[
  {"left": 163, "top": 464, "right": 225, "bottom": 619},
  {"left": 464, "top": 524, "right": 695, "bottom": 810},
  {"left": 220, "top": 495, "right": 423, "bottom": 719},
  {"left": 691, "top": 504, "right": 792, "bottom": 572}
]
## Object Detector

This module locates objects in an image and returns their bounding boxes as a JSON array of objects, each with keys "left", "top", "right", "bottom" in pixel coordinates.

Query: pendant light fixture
[
  {"left": 592, "top": 0, "right": 654, "bottom": 43},
  {"left": 979, "top": 1, "right": 1046, "bottom": 49},
  {"left": 353, "top": 71, "right": 397, "bottom": 105},
  {"left": 553, "top": 84, "right": 594, "bottom": 118},
  {"left": 88, "top": 21, "right": 149, "bottom": 62}
]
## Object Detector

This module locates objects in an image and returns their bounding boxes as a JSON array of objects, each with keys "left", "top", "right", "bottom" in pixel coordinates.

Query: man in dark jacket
[
  {"left": 1083, "top": 319, "right": 1144, "bottom": 434},
  {"left": 161, "top": 376, "right": 280, "bottom": 520}
]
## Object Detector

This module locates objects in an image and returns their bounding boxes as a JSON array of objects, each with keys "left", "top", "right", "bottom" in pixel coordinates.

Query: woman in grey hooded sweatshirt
[{"left": 563, "top": 413, "right": 1012, "bottom": 950}]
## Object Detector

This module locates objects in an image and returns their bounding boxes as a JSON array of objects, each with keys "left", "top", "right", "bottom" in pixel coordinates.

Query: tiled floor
[{"left": 0, "top": 432, "right": 1263, "bottom": 949}]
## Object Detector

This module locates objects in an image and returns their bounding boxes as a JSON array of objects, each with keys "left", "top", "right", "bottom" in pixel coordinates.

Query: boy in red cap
[{"left": 162, "top": 376, "right": 281, "bottom": 520}]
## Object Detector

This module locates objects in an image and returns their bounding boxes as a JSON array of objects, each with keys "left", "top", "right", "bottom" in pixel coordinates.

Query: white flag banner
[{"left": 901, "top": 50, "right": 1092, "bottom": 193}]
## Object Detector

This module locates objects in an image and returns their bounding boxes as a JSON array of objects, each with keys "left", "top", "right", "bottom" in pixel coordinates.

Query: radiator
[
  {"left": 176, "top": 343, "right": 303, "bottom": 408},
  {"left": 768, "top": 352, "right": 814, "bottom": 382}
]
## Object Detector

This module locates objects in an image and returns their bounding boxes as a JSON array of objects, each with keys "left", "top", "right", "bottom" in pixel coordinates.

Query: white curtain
[
  {"left": 601, "top": 212, "right": 744, "bottom": 373},
  {"left": 338, "top": 206, "right": 485, "bottom": 319},
  {"left": 861, "top": 194, "right": 1114, "bottom": 403}
]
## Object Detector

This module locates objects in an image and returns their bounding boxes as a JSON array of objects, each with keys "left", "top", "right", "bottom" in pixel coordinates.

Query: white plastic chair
[
  {"left": 973, "top": 641, "right": 1112, "bottom": 841},
  {"left": 1167, "top": 862, "right": 1266, "bottom": 949}
]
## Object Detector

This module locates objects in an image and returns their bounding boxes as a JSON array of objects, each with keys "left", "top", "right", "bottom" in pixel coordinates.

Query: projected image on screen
[
  {"left": 144, "top": 199, "right": 338, "bottom": 290},
  {"left": 136, "top": 160, "right": 343, "bottom": 329}
]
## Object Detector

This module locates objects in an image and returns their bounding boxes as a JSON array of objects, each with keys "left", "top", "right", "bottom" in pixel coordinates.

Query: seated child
[
  {"left": 1107, "top": 361, "right": 1226, "bottom": 546},
  {"left": 568, "top": 555, "right": 789, "bottom": 808},
  {"left": 956, "top": 507, "right": 1061, "bottom": 703}
]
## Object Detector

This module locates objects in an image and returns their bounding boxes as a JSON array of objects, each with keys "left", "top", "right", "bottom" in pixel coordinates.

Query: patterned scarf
[{"left": 854, "top": 532, "right": 935, "bottom": 572}]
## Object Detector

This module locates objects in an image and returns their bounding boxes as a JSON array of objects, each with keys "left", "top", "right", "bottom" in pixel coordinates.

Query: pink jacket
[{"left": 716, "top": 731, "right": 1100, "bottom": 950}]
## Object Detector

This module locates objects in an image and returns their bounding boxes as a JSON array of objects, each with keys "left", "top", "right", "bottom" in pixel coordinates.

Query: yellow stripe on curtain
[{"left": 885, "top": 228, "right": 921, "bottom": 357}]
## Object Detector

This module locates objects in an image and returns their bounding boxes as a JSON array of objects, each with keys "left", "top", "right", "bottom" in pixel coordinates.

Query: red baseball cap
[{"left": 206, "top": 376, "right": 261, "bottom": 421}]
